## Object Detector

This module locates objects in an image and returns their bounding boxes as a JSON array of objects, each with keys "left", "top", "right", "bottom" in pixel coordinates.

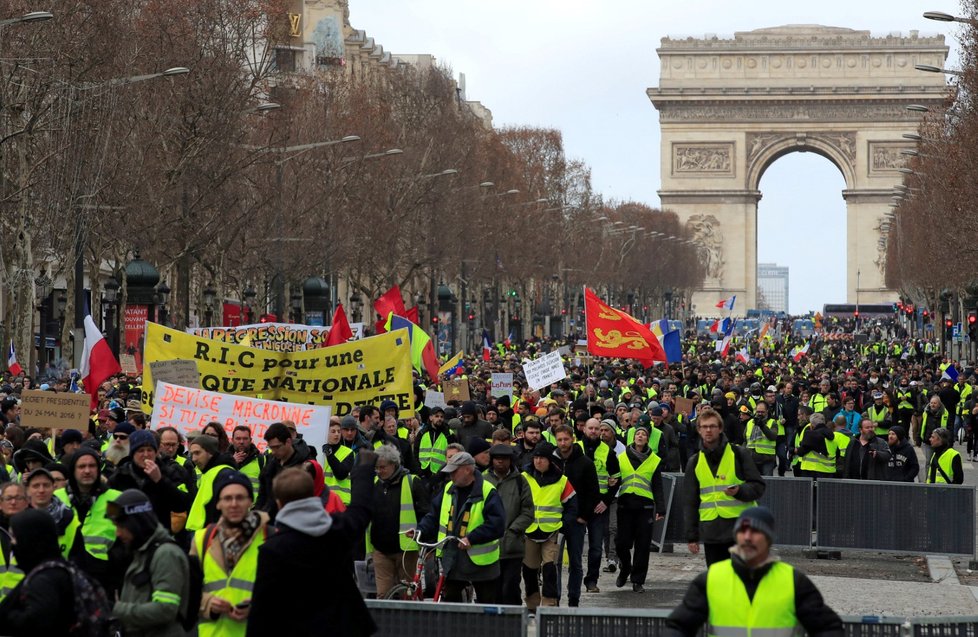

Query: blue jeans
[
  {"left": 561, "top": 520, "right": 585, "bottom": 604},
  {"left": 585, "top": 510, "right": 608, "bottom": 588}
]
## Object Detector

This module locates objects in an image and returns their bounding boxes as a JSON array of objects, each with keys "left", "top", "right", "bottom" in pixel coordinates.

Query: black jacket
[
  {"left": 843, "top": 436, "right": 891, "bottom": 480},
  {"left": 617, "top": 445, "right": 666, "bottom": 514},
  {"left": 682, "top": 438, "right": 766, "bottom": 544},
  {"left": 369, "top": 467, "right": 429, "bottom": 554},
  {"left": 556, "top": 445, "right": 600, "bottom": 523},
  {"left": 108, "top": 459, "right": 192, "bottom": 533},
  {"left": 927, "top": 446, "right": 964, "bottom": 484},
  {"left": 247, "top": 463, "right": 375, "bottom": 637},
  {"left": 665, "top": 555, "right": 843, "bottom": 637},
  {"left": 255, "top": 442, "right": 313, "bottom": 518},
  {"left": 886, "top": 438, "right": 919, "bottom": 482},
  {"left": 580, "top": 437, "right": 621, "bottom": 505}
]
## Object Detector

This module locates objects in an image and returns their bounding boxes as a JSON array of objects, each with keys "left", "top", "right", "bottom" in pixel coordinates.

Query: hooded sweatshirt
[
  {"left": 885, "top": 426, "right": 919, "bottom": 483},
  {"left": 275, "top": 497, "right": 333, "bottom": 536}
]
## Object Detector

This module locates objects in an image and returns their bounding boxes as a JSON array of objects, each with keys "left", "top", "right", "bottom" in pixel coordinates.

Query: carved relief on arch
[{"left": 745, "top": 131, "right": 856, "bottom": 188}]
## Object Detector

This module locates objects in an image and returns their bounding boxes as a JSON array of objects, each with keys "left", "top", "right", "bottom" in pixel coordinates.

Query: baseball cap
[{"left": 440, "top": 452, "right": 476, "bottom": 473}]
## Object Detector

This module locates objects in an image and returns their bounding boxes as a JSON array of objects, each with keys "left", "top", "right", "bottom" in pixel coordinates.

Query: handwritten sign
[
  {"left": 152, "top": 381, "right": 330, "bottom": 453},
  {"left": 20, "top": 390, "right": 90, "bottom": 430},
  {"left": 148, "top": 359, "right": 200, "bottom": 389},
  {"left": 120, "top": 354, "right": 139, "bottom": 376},
  {"left": 424, "top": 389, "right": 447, "bottom": 410},
  {"left": 522, "top": 351, "right": 567, "bottom": 392},
  {"left": 443, "top": 378, "right": 470, "bottom": 403},
  {"left": 674, "top": 397, "right": 696, "bottom": 417},
  {"left": 490, "top": 373, "right": 513, "bottom": 400}
]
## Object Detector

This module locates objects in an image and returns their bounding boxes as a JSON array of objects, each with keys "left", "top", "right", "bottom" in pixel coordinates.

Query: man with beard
[
  {"left": 109, "top": 430, "right": 192, "bottom": 533},
  {"left": 231, "top": 426, "right": 264, "bottom": 503},
  {"left": 665, "top": 507, "right": 842, "bottom": 637},
  {"left": 885, "top": 426, "right": 919, "bottom": 482},
  {"left": 843, "top": 420, "right": 891, "bottom": 481}
]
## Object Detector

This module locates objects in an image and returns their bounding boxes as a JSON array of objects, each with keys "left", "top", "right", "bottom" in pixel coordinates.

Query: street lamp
[
  {"left": 349, "top": 293, "right": 362, "bottom": 323},
  {"left": 915, "top": 64, "right": 965, "bottom": 77},
  {"left": 290, "top": 291, "right": 303, "bottom": 324},
  {"left": 203, "top": 282, "right": 216, "bottom": 327},
  {"left": 0, "top": 10, "right": 53, "bottom": 26},
  {"left": 923, "top": 10, "right": 978, "bottom": 25},
  {"left": 243, "top": 284, "right": 257, "bottom": 324},
  {"left": 155, "top": 280, "right": 170, "bottom": 326}
]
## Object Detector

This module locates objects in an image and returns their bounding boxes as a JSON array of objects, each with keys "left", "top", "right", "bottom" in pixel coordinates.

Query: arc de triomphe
[{"left": 648, "top": 25, "right": 948, "bottom": 315}]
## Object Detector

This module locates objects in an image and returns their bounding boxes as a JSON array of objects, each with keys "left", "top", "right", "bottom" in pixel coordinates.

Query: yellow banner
[{"left": 141, "top": 322, "right": 414, "bottom": 417}]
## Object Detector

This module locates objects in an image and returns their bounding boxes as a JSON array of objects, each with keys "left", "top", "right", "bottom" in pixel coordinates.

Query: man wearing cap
[
  {"left": 615, "top": 423, "right": 665, "bottom": 593},
  {"left": 415, "top": 406, "right": 457, "bottom": 484},
  {"left": 866, "top": 391, "right": 890, "bottom": 435},
  {"left": 109, "top": 489, "right": 191, "bottom": 637},
  {"left": 190, "top": 471, "right": 269, "bottom": 636},
  {"left": 467, "top": 438, "right": 493, "bottom": 473},
  {"left": 683, "top": 407, "right": 766, "bottom": 566},
  {"left": 99, "top": 407, "right": 128, "bottom": 453},
  {"left": 58, "top": 429, "right": 84, "bottom": 461},
  {"left": 485, "top": 443, "right": 534, "bottom": 606},
  {"left": 520, "top": 441, "right": 576, "bottom": 609},
  {"left": 665, "top": 506, "right": 843, "bottom": 637},
  {"left": 339, "top": 414, "right": 370, "bottom": 459},
  {"left": 109, "top": 430, "right": 192, "bottom": 533},
  {"left": 415, "top": 451, "right": 506, "bottom": 602},
  {"left": 456, "top": 401, "right": 493, "bottom": 450},
  {"left": 55, "top": 447, "right": 125, "bottom": 596}
]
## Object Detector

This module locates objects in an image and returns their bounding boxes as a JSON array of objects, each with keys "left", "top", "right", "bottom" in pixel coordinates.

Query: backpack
[
  {"left": 23, "top": 559, "right": 114, "bottom": 637},
  {"left": 140, "top": 537, "right": 202, "bottom": 632}
]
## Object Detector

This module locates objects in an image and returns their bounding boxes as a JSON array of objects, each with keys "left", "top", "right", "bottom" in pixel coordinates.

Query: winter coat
[
  {"left": 843, "top": 436, "right": 891, "bottom": 481},
  {"left": 114, "top": 525, "right": 190, "bottom": 637},
  {"left": 109, "top": 460, "right": 192, "bottom": 533},
  {"left": 369, "top": 467, "right": 430, "bottom": 555},
  {"left": 247, "top": 462, "right": 375, "bottom": 637},
  {"left": 886, "top": 437, "right": 919, "bottom": 483},
  {"left": 556, "top": 445, "right": 600, "bottom": 523},
  {"left": 484, "top": 466, "right": 534, "bottom": 560},
  {"left": 255, "top": 442, "right": 313, "bottom": 519}
]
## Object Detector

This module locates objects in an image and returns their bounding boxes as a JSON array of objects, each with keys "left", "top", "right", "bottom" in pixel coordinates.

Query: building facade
[{"left": 757, "top": 263, "right": 789, "bottom": 313}]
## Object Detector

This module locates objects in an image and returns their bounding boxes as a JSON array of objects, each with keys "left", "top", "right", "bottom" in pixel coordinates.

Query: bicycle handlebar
[{"left": 400, "top": 530, "right": 459, "bottom": 549}]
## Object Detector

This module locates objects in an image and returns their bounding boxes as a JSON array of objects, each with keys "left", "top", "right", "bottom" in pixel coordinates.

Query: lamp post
[
  {"left": 103, "top": 277, "right": 120, "bottom": 356},
  {"left": 0, "top": 10, "right": 53, "bottom": 27},
  {"left": 349, "top": 293, "right": 362, "bottom": 323},
  {"left": 290, "top": 291, "right": 303, "bottom": 324},
  {"left": 203, "top": 283, "right": 216, "bottom": 327},
  {"left": 437, "top": 282, "right": 456, "bottom": 355},
  {"left": 33, "top": 270, "right": 53, "bottom": 377},
  {"left": 243, "top": 284, "right": 257, "bottom": 324},
  {"left": 155, "top": 281, "right": 170, "bottom": 326}
]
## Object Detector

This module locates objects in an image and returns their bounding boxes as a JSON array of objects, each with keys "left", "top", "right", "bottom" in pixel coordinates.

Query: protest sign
[
  {"left": 556, "top": 345, "right": 571, "bottom": 356},
  {"left": 523, "top": 350, "right": 567, "bottom": 391},
  {"left": 188, "top": 322, "right": 364, "bottom": 352},
  {"left": 424, "top": 389, "right": 447, "bottom": 410},
  {"left": 20, "top": 390, "right": 90, "bottom": 430},
  {"left": 148, "top": 359, "right": 200, "bottom": 389},
  {"left": 443, "top": 378, "right": 471, "bottom": 403},
  {"left": 142, "top": 322, "right": 414, "bottom": 417},
  {"left": 153, "top": 381, "right": 330, "bottom": 453},
  {"left": 490, "top": 373, "right": 513, "bottom": 400},
  {"left": 674, "top": 397, "right": 696, "bottom": 417},
  {"left": 120, "top": 354, "right": 139, "bottom": 376}
]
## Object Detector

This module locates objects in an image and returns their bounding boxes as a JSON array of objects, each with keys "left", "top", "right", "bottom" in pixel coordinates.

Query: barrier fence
[
  {"left": 655, "top": 474, "right": 975, "bottom": 557},
  {"left": 365, "top": 599, "right": 528, "bottom": 637}
]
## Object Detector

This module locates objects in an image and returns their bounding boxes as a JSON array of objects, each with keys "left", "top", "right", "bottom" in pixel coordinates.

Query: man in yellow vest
[
  {"left": 323, "top": 420, "right": 355, "bottom": 505},
  {"left": 683, "top": 407, "right": 766, "bottom": 565},
  {"left": 368, "top": 444, "right": 430, "bottom": 598},
  {"left": 519, "top": 442, "right": 575, "bottom": 609},
  {"left": 190, "top": 471, "right": 269, "bottom": 636},
  {"left": 413, "top": 451, "right": 506, "bottom": 602},
  {"left": 665, "top": 506, "right": 843, "bottom": 637},
  {"left": 231, "top": 425, "right": 265, "bottom": 503},
  {"left": 926, "top": 428, "right": 963, "bottom": 484},
  {"left": 615, "top": 423, "right": 664, "bottom": 593},
  {"left": 56, "top": 447, "right": 123, "bottom": 597},
  {"left": 578, "top": 417, "right": 621, "bottom": 593}
]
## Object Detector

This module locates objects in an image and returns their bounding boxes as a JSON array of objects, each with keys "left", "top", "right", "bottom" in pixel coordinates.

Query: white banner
[
  {"left": 522, "top": 351, "right": 567, "bottom": 392},
  {"left": 152, "top": 381, "right": 331, "bottom": 453},
  {"left": 188, "top": 321, "right": 364, "bottom": 352},
  {"left": 490, "top": 373, "right": 513, "bottom": 400}
]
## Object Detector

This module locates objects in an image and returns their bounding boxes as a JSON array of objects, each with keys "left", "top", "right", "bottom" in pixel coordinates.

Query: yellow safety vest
[
  {"left": 366, "top": 474, "right": 419, "bottom": 553},
  {"left": 832, "top": 431, "right": 851, "bottom": 460},
  {"left": 237, "top": 456, "right": 263, "bottom": 504},
  {"left": 436, "top": 479, "right": 499, "bottom": 566},
  {"left": 0, "top": 548, "right": 23, "bottom": 602},
  {"left": 522, "top": 472, "right": 567, "bottom": 533},
  {"left": 745, "top": 419, "right": 776, "bottom": 456},
  {"left": 187, "top": 465, "right": 235, "bottom": 532},
  {"left": 799, "top": 433, "right": 838, "bottom": 474},
  {"left": 808, "top": 394, "right": 828, "bottom": 414},
  {"left": 695, "top": 445, "right": 754, "bottom": 522},
  {"left": 617, "top": 449, "right": 661, "bottom": 501},
  {"left": 959, "top": 385, "right": 973, "bottom": 416},
  {"left": 55, "top": 487, "right": 121, "bottom": 561},
  {"left": 927, "top": 448, "right": 961, "bottom": 484},
  {"left": 922, "top": 410, "right": 950, "bottom": 436},
  {"left": 577, "top": 440, "right": 616, "bottom": 494},
  {"left": 419, "top": 430, "right": 449, "bottom": 473},
  {"left": 791, "top": 424, "right": 811, "bottom": 467},
  {"left": 195, "top": 525, "right": 264, "bottom": 637},
  {"left": 323, "top": 445, "right": 353, "bottom": 505},
  {"left": 707, "top": 559, "right": 797, "bottom": 637}
]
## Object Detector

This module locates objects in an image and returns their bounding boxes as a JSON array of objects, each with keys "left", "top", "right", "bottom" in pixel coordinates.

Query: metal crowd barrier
[
  {"left": 656, "top": 474, "right": 814, "bottom": 549},
  {"left": 364, "top": 599, "right": 528, "bottom": 637},
  {"left": 815, "top": 479, "right": 976, "bottom": 556}
]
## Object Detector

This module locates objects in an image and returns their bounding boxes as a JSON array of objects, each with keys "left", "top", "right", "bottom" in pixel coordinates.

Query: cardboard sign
[
  {"left": 120, "top": 354, "right": 139, "bottom": 376},
  {"left": 148, "top": 359, "right": 200, "bottom": 390},
  {"left": 443, "top": 378, "right": 470, "bottom": 403},
  {"left": 523, "top": 350, "right": 567, "bottom": 391},
  {"left": 674, "top": 397, "right": 696, "bottom": 417},
  {"left": 424, "top": 389, "right": 447, "bottom": 409},
  {"left": 152, "top": 381, "right": 330, "bottom": 453},
  {"left": 20, "top": 390, "right": 90, "bottom": 430},
  {"left": 490, "top": 373, "right": 513, "bottom": 400},
  {"left": 556, "top": 345, "right": 571, "bottom": 356}
]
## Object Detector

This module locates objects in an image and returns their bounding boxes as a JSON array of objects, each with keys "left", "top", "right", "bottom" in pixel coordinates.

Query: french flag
[
  {"left": 735, "top": 347, "right": 750, "bottom": 364},
  {"left": 79, "top": 312, "right": 120, "bottom": 408},
  {"left": 7, "top": 342, "right": 22, "bottom": 377},
  {"left": 482, "top": 329, "right": 492, "bottom": 362},
  {"left": 715, "top": 335, "right": 732, "bottom": 357},
  {"left": 715, "top": 295, "right": 736, "bottom": 311},
  {"left": 792, "top": 341, "right": 810, "bottom": 363}
]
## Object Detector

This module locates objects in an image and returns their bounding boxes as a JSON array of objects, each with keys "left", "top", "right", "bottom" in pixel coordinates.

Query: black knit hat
[{"left": 212, "top": 470, "right": 253, "bottom": 503}]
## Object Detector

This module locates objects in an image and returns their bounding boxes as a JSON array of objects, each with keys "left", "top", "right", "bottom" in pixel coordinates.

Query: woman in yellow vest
[
  {"left": 186, "top": 434, "right": 236, "bottom": 532},
  {"left": 665, "top": 506, "right": 843, "bottom": 637},
  {"left": 615, "top": 424, "right": 664, "bottom": 593},
  {"left": 191, "top": 472, "right": 269, "bottom": 637},
  {"left": 521, "top": 442, "right": 576, "bottom": 609},
  {"left": 926, "top": 428, "right": 963, "bottom": 484}
]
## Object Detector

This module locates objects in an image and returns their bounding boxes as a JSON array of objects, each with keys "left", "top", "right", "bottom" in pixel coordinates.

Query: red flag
[
  {"left": 405, "top": 306, "right": 419, "bottom": 325},
  {"left": 324, "top": 304, "right": 354, "bottom": 347},
  {"left": 421, "top": 340, "right": 440, "bottom": 382},
  {"left": 374, "top": 286, "right": 407, "bottom": 324},
  {"left": 584, "top": 287, "right": 667, "bottom": 365}
]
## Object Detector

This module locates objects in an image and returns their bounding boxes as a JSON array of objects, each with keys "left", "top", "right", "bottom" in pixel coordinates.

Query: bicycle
[{"left": 383, "top": 533, "right": 460, "bottom": 601}]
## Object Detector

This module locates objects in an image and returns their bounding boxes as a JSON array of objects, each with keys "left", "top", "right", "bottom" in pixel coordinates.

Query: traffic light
[
  {"left": 969, "top": 311, "right": 978, "bottom": 339},
  {"left": 853, "top": 310, "right": 859, "bottom": 319},
  {"left": 945, "top": 317, "right": 953, "bottom": 341},
  {"left": 431, "top": 316, "right": 439, "bottom": 325},
  {"left": 467, "top": 311, "right": 475, "bottom": 322},
  {"left": 923, "top": 310, "right": 930, "bottom": 322}
]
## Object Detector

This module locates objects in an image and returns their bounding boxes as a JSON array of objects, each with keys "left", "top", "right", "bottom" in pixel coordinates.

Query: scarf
[
  {"left": 44, "top": 496, "right": 71, "bottom": 532},
  {"left": 218, "top": 510, "right": 261, "bottom": 570}
]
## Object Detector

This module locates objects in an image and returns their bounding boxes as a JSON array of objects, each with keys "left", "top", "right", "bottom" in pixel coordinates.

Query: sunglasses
[{"left": 113, "top": 434, "right": 129, "bottom": 440}]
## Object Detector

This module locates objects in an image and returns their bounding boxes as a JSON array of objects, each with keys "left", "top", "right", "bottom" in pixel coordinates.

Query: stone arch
[
  {"left": 746, "top": 133, "right": 855, "bottom": 193},
  {"left": 648, "top": 24, "right": 949, "bottom": 315}
]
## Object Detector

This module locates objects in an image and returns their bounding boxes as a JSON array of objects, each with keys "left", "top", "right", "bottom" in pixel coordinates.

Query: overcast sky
[{"left": 352, "top": 1, "right": 961, "bottom": 314}]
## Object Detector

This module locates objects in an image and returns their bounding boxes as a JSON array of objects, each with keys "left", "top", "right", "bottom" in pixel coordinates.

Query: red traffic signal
[
  {"left": 923, "top": 310, "right": 929, "bottom": 318},
  {"left": 853, "top": 310, "right": 860, "bottom": 318},
  {"left": 969, "top": 312, "right": 977, "bottom": 325},
  {"left": 945, "top": 318, "right": 953, "bottom": 328},
  {"left": 467, "top": 312, "right": 475, "bottom": 321},
  {"left": 431, "top": 316, "right": 439, "bottom": 325}
]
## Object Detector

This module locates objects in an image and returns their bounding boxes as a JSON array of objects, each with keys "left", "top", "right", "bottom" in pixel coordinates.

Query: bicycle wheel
[{"left": 384, "top": 584, "right": 412, "bottom": 600}]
